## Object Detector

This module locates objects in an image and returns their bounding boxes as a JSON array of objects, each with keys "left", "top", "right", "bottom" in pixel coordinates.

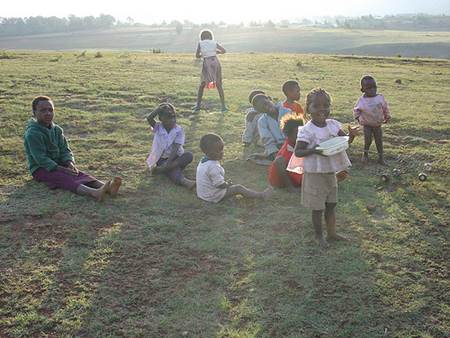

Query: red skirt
[{"left": 32, "top": 167, "right": 97, "bottom": 193}]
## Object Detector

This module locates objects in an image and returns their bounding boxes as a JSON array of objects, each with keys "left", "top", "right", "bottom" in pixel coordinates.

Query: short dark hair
[
  {"left": 360, "top": 75, "right": 376, "bottom": 87},
  {"left": 248, "top": 90, "right": 265, "bottom": 104},
  {"left": 251, "top": 93, "right": 267, "bottom": 108},
  {"left": 282, "top": 80, "right": 299, "bottom": 96},
  {"left": 280, "top": 114, "right": 304, "bottom": 135},
  {"left": 153, "top": 103, "right": 176, "bottom": 119},
  {"left": 200, "top": 30, "right": 213, "bottom": 40},
  {"left": 200, "top": 133, "right": 222, "bottom": 153},
  {"left": 32, "top": 96, "right": 52, "bottom": 113},
  {"left": 305, "top": 88, "right": 332, "bottom": 115}
]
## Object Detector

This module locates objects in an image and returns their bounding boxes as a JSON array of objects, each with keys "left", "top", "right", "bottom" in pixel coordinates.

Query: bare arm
[
  {"left": 146, "top": 110, "right": 159, "bottom": 128},
  {"left": 216, "top": 43, "right": 226, "bottom": 54},
  {"left": 195, "top": 43, "right": 201, "bottom": 58},
  {"left": 338, "top": 125, "right": 359, "bottom": 144},
  {"left": 294, "top": 140, "right": 321, "bottom": 158}
]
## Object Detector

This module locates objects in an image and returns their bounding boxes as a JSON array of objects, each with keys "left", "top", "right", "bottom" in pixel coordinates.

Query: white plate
[{"left": 316, "top": 136, "right": 349, "bottom": 156}]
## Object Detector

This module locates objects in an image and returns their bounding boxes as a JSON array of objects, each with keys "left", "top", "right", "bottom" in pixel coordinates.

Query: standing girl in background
[{"left": 193, "top": 29, "right": 228, "bottom": 113}]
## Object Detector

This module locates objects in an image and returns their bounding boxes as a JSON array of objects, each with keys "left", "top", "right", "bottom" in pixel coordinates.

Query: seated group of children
[{"left": 24, "top": 75, "right": 389, "bottom": 246}]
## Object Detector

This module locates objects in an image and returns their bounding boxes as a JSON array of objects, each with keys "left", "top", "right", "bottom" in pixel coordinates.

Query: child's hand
[
  {"left": 384, "top": 116, "right": 391, "bottom": 123},
  {"left": 348, "top": 125, "right": 360, "bottom": 138},
  {"left": 313, "top": 146, "right": 325, "bottom": 156}
]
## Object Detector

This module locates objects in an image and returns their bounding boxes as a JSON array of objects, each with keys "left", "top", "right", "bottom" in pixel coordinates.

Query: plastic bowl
[{"left": 316, "top": 136, "right": 349, "bottom": 156}]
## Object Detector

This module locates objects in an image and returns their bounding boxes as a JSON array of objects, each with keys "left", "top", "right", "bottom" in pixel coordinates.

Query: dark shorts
[{"left": 32, "top": 167, "right": 97, "bottom": 193}]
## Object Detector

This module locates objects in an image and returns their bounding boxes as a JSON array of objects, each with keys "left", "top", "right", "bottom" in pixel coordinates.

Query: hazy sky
[{"left": 3, "top": 0, "right": 450, "bottom": 23}]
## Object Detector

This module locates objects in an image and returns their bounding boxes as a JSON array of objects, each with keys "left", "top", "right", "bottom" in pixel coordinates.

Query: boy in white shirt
[{"left": 196, "top": 133, "right": 272, "bottom": 203}]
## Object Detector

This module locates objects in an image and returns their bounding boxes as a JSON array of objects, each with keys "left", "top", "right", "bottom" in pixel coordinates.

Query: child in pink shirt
[{"left": 353, "top": 75, "right": 391, "bottom": 165}]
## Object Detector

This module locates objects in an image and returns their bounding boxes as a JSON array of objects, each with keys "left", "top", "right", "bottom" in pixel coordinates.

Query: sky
[{"left": 2, "top": 0, "right": 450, "bottom": 23}]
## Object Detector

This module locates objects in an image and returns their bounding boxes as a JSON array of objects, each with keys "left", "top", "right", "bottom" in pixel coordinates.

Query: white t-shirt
[
  {"left": 297, "top": 119, "right": 351, "bottom": 173},
  {"left": 196, "top": 159, "right": 227, "bottom": 203},
  {"left": 199, "top": 40, "right": 217, "bottom": 58}
]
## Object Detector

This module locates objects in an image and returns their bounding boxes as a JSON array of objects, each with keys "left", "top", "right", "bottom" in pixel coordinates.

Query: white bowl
[{"left": 316, "top": 136, "right": 349, "bottom": 156}]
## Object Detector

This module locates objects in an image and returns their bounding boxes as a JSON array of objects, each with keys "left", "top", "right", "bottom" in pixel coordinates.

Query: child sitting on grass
[
  {"left": 24, "top": 96, "right": 121, "bottom": 202},
  {"left": 295, "top": 88, "right": 359, "bottom": 248},
  {"left": 353, "top": 75, "right": 391, "bottom": 165},
  {"left": 268, "top": 114, "right": 304, "bottom": 192},
  {"left": 242, "top": 89, "right": 265, "bottom": 146},
  {"left": 278, "top": 80, "right": 306, "bottom": 122},
  {"left": 196, "top": 133, "right": 273, "bottom": 203},
  {"left": 146, "top": 103, "right": 195, "bottom": 189},
  {"left": 254, "top": 94, "right": 287, "bottom": 160}
]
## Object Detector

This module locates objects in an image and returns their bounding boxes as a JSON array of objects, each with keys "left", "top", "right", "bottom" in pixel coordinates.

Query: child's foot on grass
[
  {"left": 221, "top": 105, "right": 229, "bottom": 113},
  {"left": 315, "top": 235, "right": 329, "bottom": 248},
  {"left": 108, "top": 176, "right": 122, "bottom": 197},
  {"left": 361, "top": 154, "right": 369, "bottom": 163},
  {"left": 377, "top": 157, "right": 387, "bottom": 166},
  {"left": 262, "top": 187, "right": 274, "bottom": 200},
  {"left": 180, "top": 177, "right": 196, "bottom": 190},
  {"left": 192, "top": 105, "right": 201, "bottom": 113},
  {"left": 95, "top": 180, "right": 110, "bottom": 202},
  {"left": 326, "top": 233, "right": 348, "bottom": 242}
]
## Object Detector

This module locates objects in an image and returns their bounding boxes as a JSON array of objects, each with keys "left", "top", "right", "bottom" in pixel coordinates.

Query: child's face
[
  {"left": 308, "top": 95, "right": 330, "bottom": 125},
  {"left": 160, "top": 114, "right": 176, "bottom": 130},
  {"left": 361, "top": 78, "right": 377, "bottom": 97},
  {"left": 255, "top": 97, "right": 277, "bottom": 115},
  {"left": 207, "top": 140, "right": 224, "bottom": 161},
  {"left": 34, "top": 100, "right": 54, "bottom": 126},
  {"left": 286, "top": 85, "right": 301, "bottom": 101}
]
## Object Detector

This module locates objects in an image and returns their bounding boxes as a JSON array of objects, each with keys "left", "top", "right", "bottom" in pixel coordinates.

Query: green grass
[{"left": 0, "top": 51, "right": 449, "bottom": 337}]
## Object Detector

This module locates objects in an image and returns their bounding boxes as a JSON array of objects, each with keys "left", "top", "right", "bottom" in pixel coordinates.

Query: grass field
[
  {"left": 1, "top": 26, "right": 450, "bottom": 58},
  {"left": 0, "top": 51, "right": 449, "bottom": 337}
]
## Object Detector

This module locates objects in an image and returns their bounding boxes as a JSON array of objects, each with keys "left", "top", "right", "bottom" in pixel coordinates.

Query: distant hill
[{"left": 1, "top": 26, "right": 449, "bottom": 58}]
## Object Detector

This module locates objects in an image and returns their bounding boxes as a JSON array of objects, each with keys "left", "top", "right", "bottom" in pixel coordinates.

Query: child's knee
[{"left": 325, "top": 202, "right": 336, "bottom": 210}]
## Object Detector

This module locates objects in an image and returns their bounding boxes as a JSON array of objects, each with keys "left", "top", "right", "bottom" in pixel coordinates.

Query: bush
[
  {"left": 0, "top": 50, "right": 14, "bottom": 59},
  {"left": 94, "top": 52, "right": 103, "bottom": 58}
]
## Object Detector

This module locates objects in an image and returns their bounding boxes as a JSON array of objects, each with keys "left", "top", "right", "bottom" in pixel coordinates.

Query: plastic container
[{"left": 316, "top": 136, "right": 349, "bottom": 156}]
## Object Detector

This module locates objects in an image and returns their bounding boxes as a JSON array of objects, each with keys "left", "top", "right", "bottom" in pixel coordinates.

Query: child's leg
[
  {"left": 312, "top": 210, "right": 328, "bottom": 247},
  {"left": 76, "top": 181, "right": 110, "bottom": 202},
  {"left": 362, "top": 125, "right": 373, "bottom": 161},
  {"left": 216, "top": 82, "right": 227, "bottom": 111},
  {"left": 194, "top": 82, "right": 206, "bottom": 111},
  {"left": 224, "top": 184, "right": 272, "bottom": 199},
  {"left": 373, "top": 126, "right": 386, "bottom": 164},
  {"left": 166, "top": 152, "right": 195, "bottom": 189},
  {"left": 324, "top": 202, "right": 347, "bottom": 241}
]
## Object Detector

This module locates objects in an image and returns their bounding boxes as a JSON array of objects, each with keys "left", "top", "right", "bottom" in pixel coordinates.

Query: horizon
[{"left": 2, "top": 0, "right": 450, "bottom": 24}]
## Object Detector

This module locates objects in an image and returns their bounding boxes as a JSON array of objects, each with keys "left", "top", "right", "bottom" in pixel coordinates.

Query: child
[
  {"left": 146, "top": 103, "right": 195, "bottom": 189},
  {"left": 294, "top": 88, "right": 359, "bottom": 248},
  {"left": 278, "top": 80, "right": 306, "bottom": 122},
  {"left": 24, "top": 96, "right": 121, "bottom": 202},
  {"left": 254, "top": 94, "right": 287, "bottom": 160},
  {"left": 268, "top": 114, "right": 304, "bottom": 192},
  {"left": 193, "top": 29, "right": 228, "bottom": 113},
  {"left": 242, "top": 89, "right": 265, "bottom": 146},
  {"left": 353, "top": 75, "right": 391, "bottom": 165},
  {"left": 196, "top": 133, "right": 272, "bottom": 203}
]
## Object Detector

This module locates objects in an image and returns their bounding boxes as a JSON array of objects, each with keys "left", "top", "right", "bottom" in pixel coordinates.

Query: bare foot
[
  {"left": 180, "top": 178, "right": 196, "bottom": 190},
  {"left": 315, "top": 236, "right": 329, "bottom": 248},
  {"left": 95, "top": 181, "right": 110, "bottom": 202},
  {"left": 262, "top": 187, "right": 274, "bottom": 200},
  {"left": 326, "top": 233, "right": 349, "bottom": 242},
  {"left": 109, "top": 176, "right": 122, "bottom": 197},
  {"left": 377, "top": 158, "right": 387, "bottom": 166},
  {"left": 361, "top": 154, "right": 369, "bottom": 163}
]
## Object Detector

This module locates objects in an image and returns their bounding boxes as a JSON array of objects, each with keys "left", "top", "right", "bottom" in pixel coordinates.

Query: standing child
[
  {"left": 353, "top": 75, "right": 391, "bottom": 165},
  {"left": 146, "top": 103, "right": 195, "bottom": 189},
  {"left": 295, "top": 88, "right": 358, "bottom": 247},
  {"left": 268, "top": 114, "right": 304, "bottom": 192},
  {"left": 193, "top": 29, "right": 228, "bottom": 113},
  {"left": 242, "top": 89, "right": 265, "bottom": 146},
  {"left": 278, "top": 80, "right": 306, "bottom": 122},
  {"left": 254, "top": 94, "right": 287, "bottom": 160},
  {"left": 196, "top": 133, "right": 272, "bottom": 203}
]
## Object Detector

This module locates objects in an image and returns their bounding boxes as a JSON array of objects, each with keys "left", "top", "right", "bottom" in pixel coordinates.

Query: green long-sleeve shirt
[{"left": 23, "top": 119, "right": 74, "bottom": 174}]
